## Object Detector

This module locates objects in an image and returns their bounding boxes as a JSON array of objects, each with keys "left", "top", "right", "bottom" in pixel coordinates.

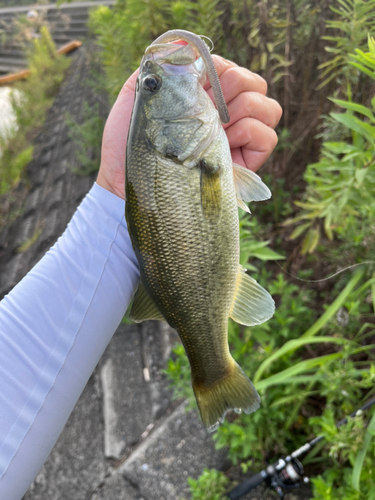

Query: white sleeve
[{"left": 0, "top": 182, "right": 140, "bottom": 500}]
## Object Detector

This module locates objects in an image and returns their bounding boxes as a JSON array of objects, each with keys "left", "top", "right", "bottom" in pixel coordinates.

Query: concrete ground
[{"left": 0, "top": 45, "right": 313, "bottom": 500}]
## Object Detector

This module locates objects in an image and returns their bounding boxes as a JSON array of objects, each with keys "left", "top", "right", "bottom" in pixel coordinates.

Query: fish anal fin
[
  {"left": 130, "top": 283, "right": 165, "bottom": 323},
  {"left": 200, "top": 159, "right": 221, "bottom": 219},
  {"left": 229, "top": 265, "right": 275, "bottom": 326},
  {"left": 233, "top": 163, "right": 271, "bottom": 203},
  {"left": 193, "top": 359, "right": 260, "bottom": 432}
]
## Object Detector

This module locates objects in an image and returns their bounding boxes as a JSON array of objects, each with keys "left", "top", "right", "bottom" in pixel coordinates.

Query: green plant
[
  {"left": 0, "top": 146, "right": 34, "bottom": 194},
  {"left": 89, "top": 0, "right": 224, "bottom": 100},
  {"left": 165, "top": 343, "right": 195, "bottom": 405},
  {"left": 16, "top": 224, "right": 43, "bottom": 253},
  {"left": 246, "top": 0, "right": 294, "bottom": 83},
  {"left": 351, "top": 35, "right": 375, "bottom": 77},
  {"left": 66, "top": 102, "right": 105, "bottom": 175},
  {"left": 310, "top": 407, "right": 375, "bottom": 500},
  {"left": 0, "top": 25, "right": 70, "bottom": 194},
  {"left": 238, "top": 211, "right": 284, "bottom": 271},
  {"left": 317, "top": 0, "right": 375, "bottom": 88},
  {"left": 88, "top": 1, "right": 168, "bottom": 99},
  {"left": 285, "top": 37, "right": 375, "bottom": 254},
  {"left": 188, "top": 468, "right": 229, "bottom": 500}
]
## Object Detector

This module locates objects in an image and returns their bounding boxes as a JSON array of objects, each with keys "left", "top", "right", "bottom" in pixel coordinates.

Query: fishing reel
[
  {"left": 268, "top": 457, "right": 308, "bottom": 499},
  {"left": 227, "top": 397, "right": 375, "bottom": 500},
  {"left": 227, "top": 456, "right": 309, "bottom": 499}
]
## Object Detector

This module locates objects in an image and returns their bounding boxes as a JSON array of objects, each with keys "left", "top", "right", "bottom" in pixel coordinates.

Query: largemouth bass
[{"left": 125, "top": 30, "right": 275, "bottom": 432}]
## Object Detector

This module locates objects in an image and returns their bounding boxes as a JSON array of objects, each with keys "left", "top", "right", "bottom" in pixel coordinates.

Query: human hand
[
  {"left": 96, "top": 68, "right": 139, "bottom": 200},
  {"left": 96, "top": 56, "right": 282, "bottom": 200},
  {"left": 206, "top": 56, "right": 282, "bottom": 173}
]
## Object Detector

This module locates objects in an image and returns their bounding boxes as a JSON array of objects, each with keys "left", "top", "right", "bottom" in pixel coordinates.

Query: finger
[
  {"left": 109, "top": 67, "right": 139, "bottom": 133},
  {"left": 119, "top": 68, "right": 139, "bottom": 96},
  {"left": 231, "top": 146, "right": 271, "bottom": 173},
  {"left": 225, "top": 92, "right": 283, "bottom": 130},
  {"left": 226, "top": 118, "right": 278, "bottom": 171},
  {"left": 102, "top": 69, "right": 140, "bottom": 154}
]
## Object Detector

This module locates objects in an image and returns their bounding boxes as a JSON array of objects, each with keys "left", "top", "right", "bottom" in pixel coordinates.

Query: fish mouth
[
  {"left": 143, "top": 30, "right": 229, "bottom": 124},
  {"left": 141, "top": 42, "right": 206, "bottom": 82}
]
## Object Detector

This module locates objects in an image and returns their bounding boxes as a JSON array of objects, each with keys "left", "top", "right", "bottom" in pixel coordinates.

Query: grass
[{"left": 0, "top": 26, "right": 70, "bottom": 196}]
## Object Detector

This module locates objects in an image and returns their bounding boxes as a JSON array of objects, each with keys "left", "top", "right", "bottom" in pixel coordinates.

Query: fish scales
[
  {"left": 128, "top": 130, "right": 238, "bottom": 382},
  {"left": 125, "top": 30, "right": 275, "bottom": 431}
]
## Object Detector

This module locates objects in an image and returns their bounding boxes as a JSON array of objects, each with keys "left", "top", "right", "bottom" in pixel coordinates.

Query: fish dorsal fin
[
  {"left": 229, "top": 265, "right": 275, "bottom": 326},
  {"left": 130, "top": 283, "right": 165, "bottom": 323},
  {"left": 233, "top": 163, "right": 271, "bottom": 212}
]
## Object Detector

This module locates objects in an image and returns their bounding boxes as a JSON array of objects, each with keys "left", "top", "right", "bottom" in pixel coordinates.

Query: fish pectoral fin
[
  {"left": 229, "top": 265, "right": 275, "bottom": 326},
  {"left": 200, "top": 159, "right": 222, "bottom": 219},
  {"left": 130, "top": 283, "right": 165, "bottom": 323},
  {"left": 233, "top": 163, "right": 271, "bottom": 212}
]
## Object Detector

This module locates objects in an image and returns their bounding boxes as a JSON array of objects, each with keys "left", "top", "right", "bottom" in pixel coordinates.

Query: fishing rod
[{"left": 227, "top": 397, "right": 375, "bottom": 499}]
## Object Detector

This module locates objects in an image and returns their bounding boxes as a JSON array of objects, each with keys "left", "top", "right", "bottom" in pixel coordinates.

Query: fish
[{"left": 125, "top": 30, "right": 275, "bottom": 432}]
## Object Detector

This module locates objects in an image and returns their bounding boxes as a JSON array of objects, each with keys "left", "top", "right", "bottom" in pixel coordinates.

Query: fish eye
[{"left": 142, "top": 75, "right": 162, "bottom": 93}]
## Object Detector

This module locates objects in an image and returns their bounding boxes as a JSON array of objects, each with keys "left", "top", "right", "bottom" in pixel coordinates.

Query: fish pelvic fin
[{"left": 193, "top": 360, "right": 260, "bottom": 432}]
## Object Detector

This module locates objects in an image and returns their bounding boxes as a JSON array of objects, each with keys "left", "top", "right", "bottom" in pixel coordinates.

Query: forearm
[{"left": 0, "top": 183, "right": 139, "bottom": 500}]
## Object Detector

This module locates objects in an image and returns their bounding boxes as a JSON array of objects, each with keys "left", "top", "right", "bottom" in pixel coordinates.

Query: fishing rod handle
[{"left": 227, "top": 471, "right": 266, "bottom": 499}]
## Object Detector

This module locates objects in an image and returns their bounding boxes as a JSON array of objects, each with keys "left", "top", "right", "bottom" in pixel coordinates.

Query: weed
[
  {"left": 317, "top": 0, "right": 375, "bottom": 89},
  {"left": 16, "top": 224, "right": 43, "bottom": 253},
  {"left": 0, "top": 26, "right": 70, "bottom": 195},
  {"left": 66, "top": 102, "right": 105, "bottom": 175},
  {"left": 188, "top": 468, "right": 229, "bottom": 500},
  {"left": 88, "top": 0, "right": 224, "bottom": 100},
  {"left": 285, "top": 37, "right": 375, "bottom": 255},
  {"left": 310, "top": 407, "right": 375, "bottom": 500},
  {"left": 0, "top": 146, "right": 34, "bottom": 194}
]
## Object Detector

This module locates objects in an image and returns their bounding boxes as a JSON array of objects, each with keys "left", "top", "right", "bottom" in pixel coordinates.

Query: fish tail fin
[{"left": 192, "top": 360, "right": 260, "bottom": 432}]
